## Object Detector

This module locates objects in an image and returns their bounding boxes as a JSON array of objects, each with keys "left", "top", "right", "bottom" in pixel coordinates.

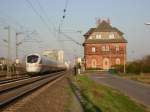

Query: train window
[{"left": 27, "top": 55, "right": 39, "bottom": 63}]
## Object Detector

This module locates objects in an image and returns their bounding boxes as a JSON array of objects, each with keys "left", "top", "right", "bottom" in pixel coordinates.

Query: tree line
[{"left": 115, "top": 55, "right": 150, "bottom": 74}]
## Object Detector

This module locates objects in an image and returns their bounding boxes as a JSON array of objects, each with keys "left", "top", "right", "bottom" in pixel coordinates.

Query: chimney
[
  {"left": 107, "top": 18, "right": 111, "bottom": 24},
  {"left": 95, "top": 18, "right": 101, "bottom": 26}
]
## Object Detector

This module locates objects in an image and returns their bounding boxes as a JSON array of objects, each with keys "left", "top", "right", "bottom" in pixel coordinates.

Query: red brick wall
[{"left": 84, "top": 43, "right": 126, "bottom": 70}]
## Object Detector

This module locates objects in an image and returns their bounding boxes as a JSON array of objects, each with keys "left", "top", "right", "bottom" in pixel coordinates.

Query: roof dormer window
[
  {"left": 96, "top": 34, "right": 101, "bottom": 39},
  {"left": 89, "top": 36, "right": 92, "bottom": 39},
  {"left": 109, "top": 33, "right": 115, "bottom": 39}
]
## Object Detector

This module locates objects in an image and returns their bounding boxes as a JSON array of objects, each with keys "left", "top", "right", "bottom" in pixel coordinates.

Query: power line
[
  {"left": 36, "top": 0, "right": 56, "bottom": 31},
  {"left": 63, "top": 0, "right": 69, "bottom": 19},
  {"left": 57, "top": 0, "right": 70, "bottom": 52},
  {"left": 57, "top": 0, "right": 82, "bottom": 46},
  {"left": 25, "top": 0, "right": 51, "bottom": 32},
  {"left": 0, "top": 9, "right": 34, "bottom": 33},
  {"left": 60, "top": 31, "right": 82, "bottom": 46},
  {"left": 58, "top": 0, "right": 69, "bottom": 32}
]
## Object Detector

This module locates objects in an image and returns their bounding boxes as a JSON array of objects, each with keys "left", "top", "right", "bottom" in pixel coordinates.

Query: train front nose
[
  {"left": 26, "top": 64, "right": 41, "bottom": 73},
  {"left": 26, "top": 54, "right": 41, "bottom": 73}
]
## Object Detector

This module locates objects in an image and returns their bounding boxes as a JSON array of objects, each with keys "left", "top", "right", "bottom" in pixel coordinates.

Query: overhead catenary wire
[
  {"left": 60, "top": 31, "right": 82, "bottom": 46},
  {"left": 0, "top": 8, "right": 41, "bottom": 44},
  {"left": 58, "top": 0, "right": 69, "bottom": 33},
  {"left": 0, "top": 9, "right": 35, "bottom": 33},
  {"left": 25, "top": 0, "right": 52, "bottom": 32},
  {"left": 58, "top": 0, "right": 82, "bottom": 46},
  {"left": 63, "top": 0, "right": 69, "bottom": 19},
  {"left": 25, "top": 0, "right": 61, "bottom": 50},
  {"left": 57, "top": 0, "right": 69, "bottom": 51},
  {"left": 36, "top": 0, "right": 56, "bottom": 31}
]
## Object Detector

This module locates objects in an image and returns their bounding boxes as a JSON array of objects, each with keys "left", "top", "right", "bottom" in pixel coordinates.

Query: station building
[{"left": 83, "top": 19, "right": 127, "bottom": 70}]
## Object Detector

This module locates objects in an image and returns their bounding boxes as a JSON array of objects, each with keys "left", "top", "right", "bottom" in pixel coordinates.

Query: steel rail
[
  {"left": 0, "top": 71, "right": 66, "bottom": 106},
  {"left": 0, "top": 76, "right": 30, "bottom": 85},
  {"left": 0, "top": 71, "right": 63, "bottom": 93}
]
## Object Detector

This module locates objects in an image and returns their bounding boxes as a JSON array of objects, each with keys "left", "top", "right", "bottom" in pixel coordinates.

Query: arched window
[
  {"left": 116, "top": 58, "right": 120, "bottom": 65},
  {"left": 103, "top": 58, "right": 109, "bottom": 70},
  {"left": 91, "top": 59, "right": 97, "bottom": 68}
]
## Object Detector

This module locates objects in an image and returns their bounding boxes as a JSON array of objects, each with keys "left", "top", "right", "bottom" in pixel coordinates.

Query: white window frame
[
  {"left": 96, "top": 34, "right": 101, "bottom": 39},
  {"left": 102, "top": 45, "right": 109, "bottom": 51},
  {"left": 89, "top": 36, "right": 92, "bottom": 39},
  {"left": 109, "top": 33, "right": 115, "bottom": 39},
  {"left": 102, "top": 46, "right": 105, "bottom": 51},
  {"left": 106, "top": 45, "right": 109, "bottom": 51},
  {"left": 92, "top": 47, "right": 96, "bottom": 52}
]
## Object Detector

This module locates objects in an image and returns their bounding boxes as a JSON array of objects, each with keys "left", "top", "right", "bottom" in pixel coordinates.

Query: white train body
[{"left": 25, "top": 53, "right": 66, "bottom": 74}]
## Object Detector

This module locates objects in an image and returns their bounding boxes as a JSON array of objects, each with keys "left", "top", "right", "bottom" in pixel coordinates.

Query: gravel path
[{"left": 1, "top": 71, "right": 84, "bottom": 112}]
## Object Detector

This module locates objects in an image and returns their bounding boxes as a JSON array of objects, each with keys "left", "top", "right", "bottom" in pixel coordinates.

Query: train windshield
[{"left": 27, "top": 55, "right": 39, "bottom": 63}]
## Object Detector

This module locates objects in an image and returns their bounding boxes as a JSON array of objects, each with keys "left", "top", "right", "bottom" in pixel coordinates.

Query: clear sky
[{"left": 0, "top": 0, "right": 150, "bottom": 62}]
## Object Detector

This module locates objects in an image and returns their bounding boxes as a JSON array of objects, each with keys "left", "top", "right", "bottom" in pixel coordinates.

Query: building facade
[{"left": 83, "top": 19, "right": 127, "bottom": 70}]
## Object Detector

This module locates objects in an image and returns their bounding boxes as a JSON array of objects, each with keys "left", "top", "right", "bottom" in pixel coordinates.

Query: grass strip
[{"left": 76, "top": 75, "right": 149, "bottom": 112}]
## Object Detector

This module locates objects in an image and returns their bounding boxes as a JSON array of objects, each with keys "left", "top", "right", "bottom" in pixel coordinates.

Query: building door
[
  {"left": 103, "top": 58, "right": 109, "bottom": 70},
  {"left": 92, "top": 59, "right": 96, "bottom": 68}
]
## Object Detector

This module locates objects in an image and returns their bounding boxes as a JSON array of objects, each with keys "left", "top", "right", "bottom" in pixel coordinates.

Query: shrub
[
  {"left": 126, "top": 61, "right": 141, "bottom": 74},
  {"left": 113, "top": 65, "right": 124, "bottom": 73}
]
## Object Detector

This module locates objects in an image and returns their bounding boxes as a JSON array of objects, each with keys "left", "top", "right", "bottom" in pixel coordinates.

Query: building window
[
  {"left": 106, "top": 45, "right": 109, "bottom": 51},
  {"left": 92, "top": 59, "right": 96, "bottom": 68},
  {"left": 103, "top": 58, "right": 109, "bottom": 70},
  {"left": 116, "top": 58, "right": 120, "bottom": 65},
  {"left": 102, "top": 45, "right": 109, "bottom": 51},
  {"left": 92, "top": 47, "right": 96, "bottom": 52},
  {"left": 96, "top": 34, "right": 101, "bottom": 39},
  {"left": 109, "top": 33, "right": 115, "bottom": 39},
  {"left": 89, "top": 36, "right": 92, "bottom": 39},
  {"left": 102, "top": 46, "right": 105, "bottom": 51},
  {"left": 116, "top": 44, "right": 119, "bottom": 51}
]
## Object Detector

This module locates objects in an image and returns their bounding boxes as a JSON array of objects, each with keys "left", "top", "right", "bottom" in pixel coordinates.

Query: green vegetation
[
  {"left": 86, "top": 68, "right": 102, "bottom": 71},
  {"left": 64, "top": 84, "right": 74, "bottom": 112},
  {"left": 114, "top": 55, "right": 150, "bottom": 74},
  {"left": 122, "top": 74, "right": 150, "bottom": 85},
  {"left": 76, "top": 75, "right": 149, "bottom": 112}
]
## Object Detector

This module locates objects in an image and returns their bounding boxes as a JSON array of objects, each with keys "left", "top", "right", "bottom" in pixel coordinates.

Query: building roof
[
  {"left": 83, "top": 20, "right": 127, "bottom": 46},
  {"left": 95, "top": 20, "right": 112, "bottom": 31},
  {"left": 84, "top": 20, "right": 124, "bottom": 38},
  {"left": 84, "top": 28, "right": 96, "bottom": 37},
  {"left": 83, "top": 38, "right": 127, "bottom": 45}
]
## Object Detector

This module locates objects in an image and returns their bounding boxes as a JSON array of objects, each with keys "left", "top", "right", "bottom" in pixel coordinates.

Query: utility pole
[
  {"left": 4, "top": 26, "right": 11, "bottom": 77},
  {"left": 123, "top": 44, "right": 126, "bottom": 73},
  {"left": 15, "top": 32, "right": 22, "bottom": 64},
  {"left": 16, "top": 33, "right": 18, "bottom": 61}
]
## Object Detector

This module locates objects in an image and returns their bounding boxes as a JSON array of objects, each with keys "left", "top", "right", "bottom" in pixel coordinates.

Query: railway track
[
  {"left": 0, "top": 71, "right": 66, "bottom": 107},
  {"left": 0, "top": 75, "right": 30, "bottom": 85}
]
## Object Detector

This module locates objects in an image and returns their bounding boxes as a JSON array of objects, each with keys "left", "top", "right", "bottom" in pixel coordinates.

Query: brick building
[{"left": 83, "top": 19, "right": 127, "bottom": 70}]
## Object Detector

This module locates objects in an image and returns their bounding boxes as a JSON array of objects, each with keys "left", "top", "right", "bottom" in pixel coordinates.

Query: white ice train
[{"left": 25, "top": 53, "right": 66, "bottom": 74}]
